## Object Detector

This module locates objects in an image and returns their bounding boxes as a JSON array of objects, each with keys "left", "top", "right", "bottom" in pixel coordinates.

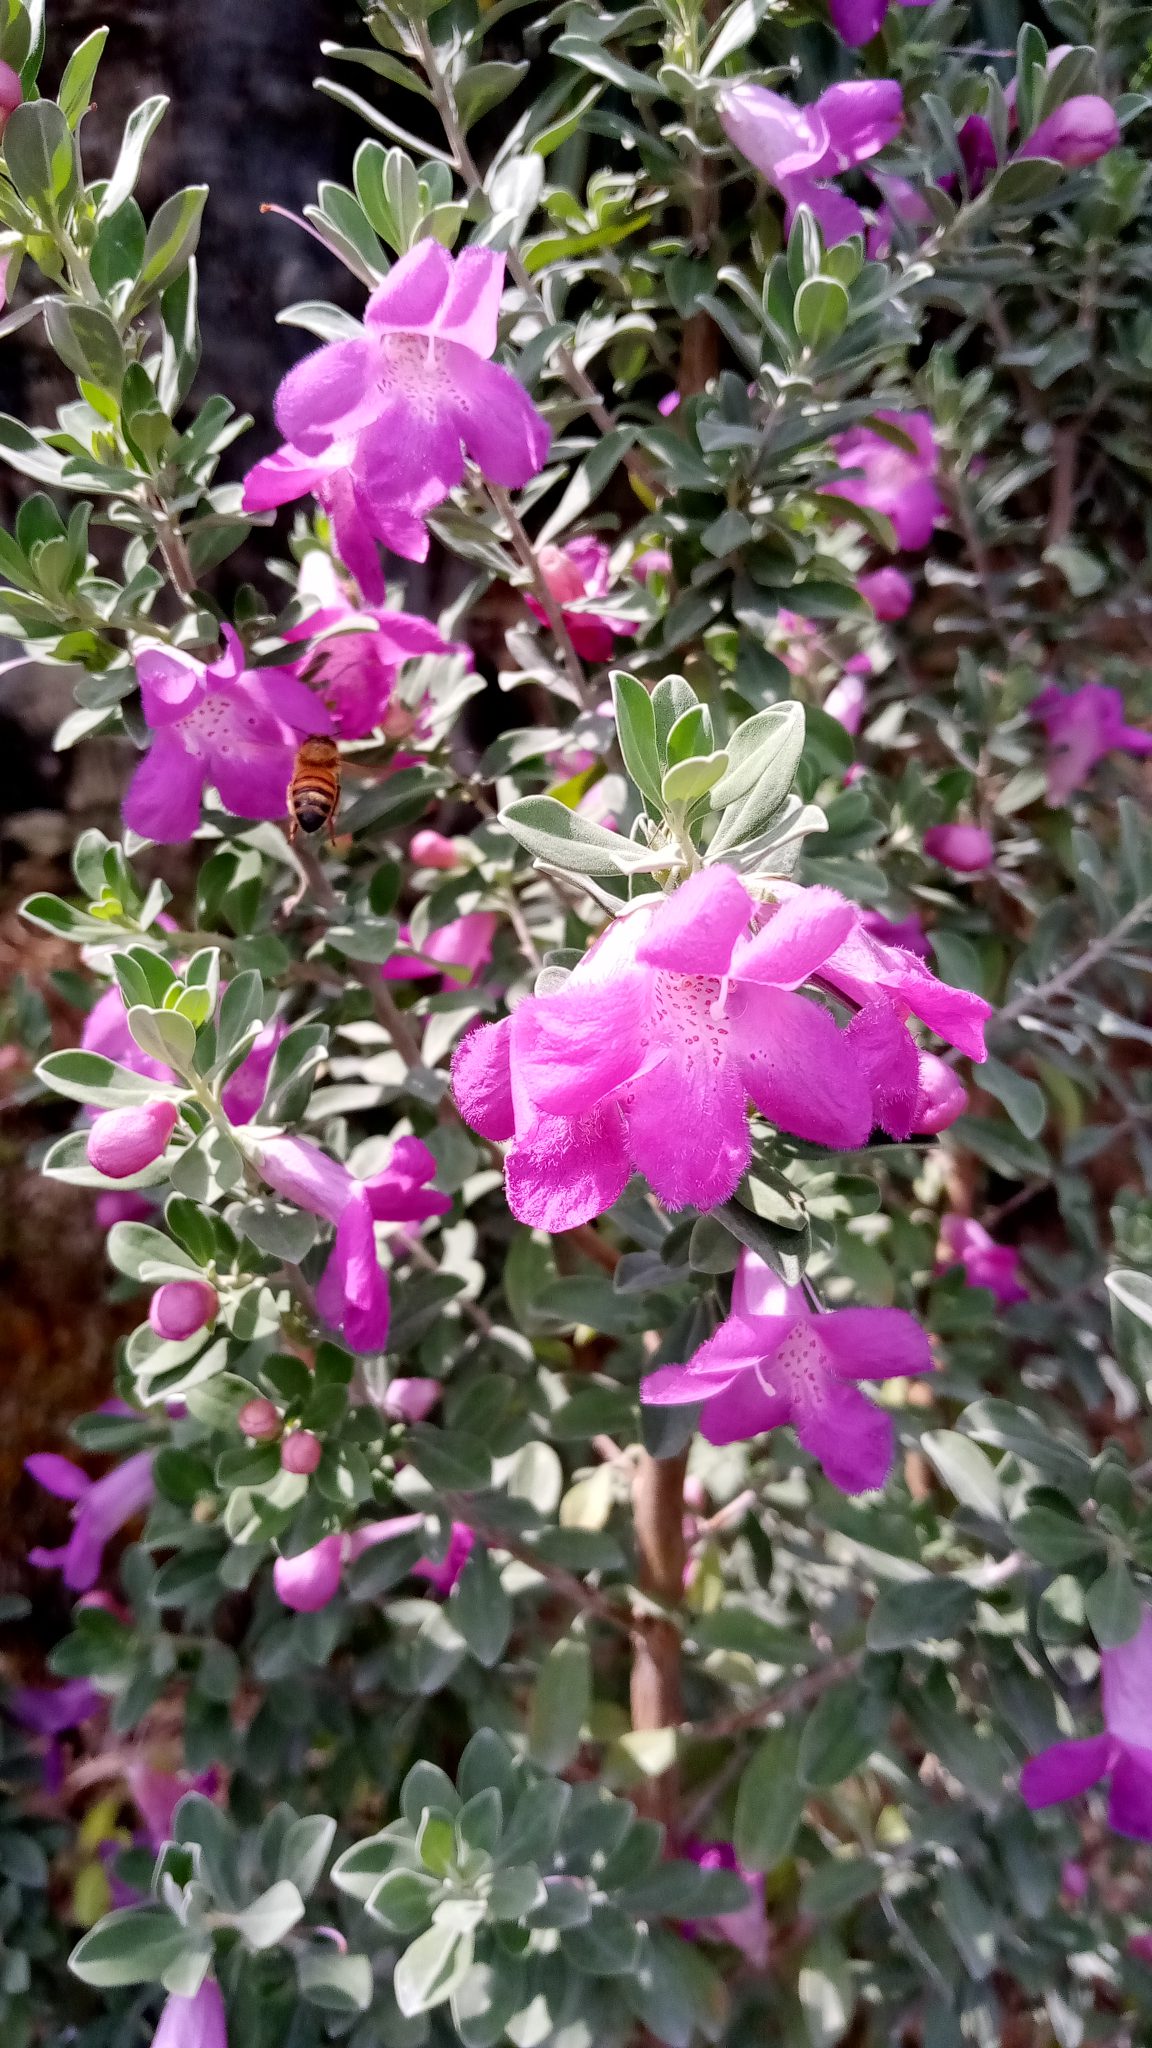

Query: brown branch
[
  {"left": 630, "top": 1446, "right": 688, "bottom": 1830},
  {"left": 689, "top": 1649, "right": 864, "bottom": 1744}
]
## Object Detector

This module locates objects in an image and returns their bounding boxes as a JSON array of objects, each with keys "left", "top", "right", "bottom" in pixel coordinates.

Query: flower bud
[
  {"left": 281, "top": 1430, "right": 323, "bottom": 1475},
  {"left": 858, "top": 566, "right": 913, "bottom": 620},
  {"left": 87, "top": 1100, "right": 179, "bottom": 1180},
  {"left": 149, "top": 1279, "right": 218, "bottom": 1342},
  {"left": 1019, "top": 95, "right": 1120, "bottom": 170},
  {"left": 0, "top": 61, "right": 23, "bottom": 134},
  {"left": 911, "top": 1054, "right": 968, "bottom": 1135},
  {"left": 381, "top": 1377, "right": 442, "bottom": 1424},
  {"left": 633, "top": 547, "right": 672, "bottom": 583},
  {"left": 238, "top": 1398, "right": 281, "bottom": 1440},
  {"left": 537, "top": 543, "right": 585, "bottom": 605},
  {"left": 409, "top": 830, "right": 459, "bottom": 871},
  {"left": 824, "top": 671, "right": 867, "bottom": 736},
  {"left": 922, "top": 823, "right": 995, "bottom": 873}
]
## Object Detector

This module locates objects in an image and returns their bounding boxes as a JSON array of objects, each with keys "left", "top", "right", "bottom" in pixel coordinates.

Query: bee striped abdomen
[{"left": 287, "top": 736, "right": 341, "bottom": 844}]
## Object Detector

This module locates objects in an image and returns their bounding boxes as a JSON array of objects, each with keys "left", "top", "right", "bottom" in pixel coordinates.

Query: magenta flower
[
  {"left": 272, "top": 1515, "right": 469, "bottom": 1612},
  {"left": 124, "top": 627, "right": 331, "bottom": 844},
  {"left": 657, "top": 390, "right": 681, "bottom": 417},
  {"left": 683, "top": 1841, "right": 769, "bottom": 1967},
  {"left": 8, "top": 1679, "right": 102, "bottom": 1735},
  {"left": 859, "top": 908, "right": 929, "bottom": 957},
  {"left": 285, "top": 555, "right": 471, "bottom": 741},
  {"left": 219, "top": 1015, "right": 286, "bottom": 1125},
  {"left": 939, "top": 1215, "right": 1027, "bottom": 1305},
  {"left": 153, "top": 1978, "right": 228, "bottom": 2048},
  {"left": 718, "top": 80, "right": 902, "bottom": 244},
  {"left": 380, "top": 1377, "right": 442, "bottom": 1424},
  {"left": 27, "top": 1450, "right": 155, "bottom": 1591},
  {"left": 380, "top": 911, "right": 497, "bottom": 989},
  {"left": 858, "top": 566, "right": 913, "bottom": 619},
  {"left": 0, "top": 60, "right": 22, "bottom": 135},
  {"left": 242, "top": 241, "right": 550, "bottom": 575},
  {"left": 911, "top": 1052, "right": 968, "bottom": 1133},
  {"left": 643, "top": 1253, "right": 932, "bottom": 1493},
  {"left": 258, "top": 1134, "right": 450, "bottom": 1353},
  {"left": 825, "top": 663, "right": 868, "bottom": 735},
  {"left": 817, "top": 903, "right": 991, "bottom": 1062},
  {"left": 526, "top": 538, "right": 638, "bottom": 664},
  {"left": 1021, "top": 1609, "right": 1152, "bottom": 1840},
  {"left": 825, "top": 412, "right": 943, "bottom": 551},
  {"left": 1031, "top": 683, "right": 1152, "bottom": 806},
  {"left": 149, "top": 1280, "right": 218, "bottom": 1342},
  {"left": 1019, "top": 96, "right": 1120, "bottom": 168},
  {"left": 409, "top": 831, "right": 460, "bottom": 871},
  {"left": 453, "top": 869, "right": 874, "bottom": 1230},
  {"left": 922, "top": 822, "right": 994, "bottom": 873},
  {"left": 414, "top": 1522, "right": 475, "bottom": 1596},
  {"left": 634, "top": 546, "right": 672, "bottom": 583},
  {"left": 87, "top": 1101, "right": 179, "bottom": 1180}
]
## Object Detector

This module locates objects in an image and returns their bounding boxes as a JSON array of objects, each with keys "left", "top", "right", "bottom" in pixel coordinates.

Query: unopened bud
[
  {"left": 0, "top": 61, "right": 23, "bottom": 136},
  {"left": 149, "top": 1279, "right": 218, "bottom": 1342},
  {"left": 238, "top": 1397, "right": 281, "bottom": 1440},
  {"left": 409, "top": 831, "right": 459, "bottom": 872},
  {"left": 87, "top": 1100, "right": 178, "bottom": 1179},
  {"left": 281, "top": 1430, "right": 322, "bottom": 1475}
]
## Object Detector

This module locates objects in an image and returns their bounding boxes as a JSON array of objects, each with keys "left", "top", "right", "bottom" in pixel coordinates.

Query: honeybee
[{"left": 287, "top": 736, "right": 342, "bottom": 844}]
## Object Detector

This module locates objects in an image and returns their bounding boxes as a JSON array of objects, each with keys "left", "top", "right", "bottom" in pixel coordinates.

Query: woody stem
[
  {"left": 630, "top": 1445, "right": 688, "bottom": 1834},
  {"left": 485, "top": 481, "right": 595, "bottom": 712}
]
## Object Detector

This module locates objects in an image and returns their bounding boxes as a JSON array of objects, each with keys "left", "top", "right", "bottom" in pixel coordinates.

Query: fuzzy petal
[
  {"left": 513, "top": 975, "right": 647, "bottom": 1116},
  {"left": 122, "top": 734, "right": 205, "bottom": 844},
  {"left": 732, "top": 983, "right": 872, "bottom": 1149},
  {"left": 795, "top": 1380, "right": 894, "bottom": 1493},
  {"left": 320, "top": 1187, "right": 390, "bottom": 1354},
  {"left": 845, "top": 997, "right": 922, "bottom": 1139},
  {"left": 26, "top": 1453, "right": 90, "bottom": 1502},
  {"left": 443, "top": 346, "right": 552, "bottom": 489},
  {"left": 1108, "top": 1747, "right": 1152, "bottom": 1841},
  {"left": 625, "top": 1043, "right": 750, "bottom": 1212},
  {"left": 636, "top": 866, "right": 754, "bottom": 977},
  {"left": 1102, "top": 1611, "right": 1152, "bottom": 1748},
  {"left": 816, "top": 1306, "right": 934, "bottom": 1382},
  {"left": 242, "top": 443, "right": 332, "bottom": 513},
  {"left": 700, "top": 1373, "right": 792, "bottom": 1445},
  {"left": 732, "top": 888, "right": 856, "bottom": 989},
  {"left": 275, "top": 336, "right": 381, "bottom": 446},
  {"left": 452, "top": 1017, "right": 515, "bottom": 1142},
  {"left": 1019, "top": 1735, "right": 1111, "bottom": 1810},
  {"left": 439, "top": 245, "right": 504, "bottom": 355},
  {"left": 366, "top": 239, "right": 453, "bottom": 331},
  {"left": 506, "top": 1102, "right": 630, "bottom": 1232}
]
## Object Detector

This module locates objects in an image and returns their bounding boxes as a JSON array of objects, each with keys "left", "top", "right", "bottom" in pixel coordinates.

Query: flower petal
[
  {"left": 816, "top": 1306, "right": 934, "bottom": 1382},
  {"left": 700, "top": 1373, "right": 792, "bottom": 1446},
  {"left": 122, "top": 734, "right": 205, "bottom": 844},
  {"left": 1108, "top": 1746, "right": 1152, "bottom": 1841},
  {"left": 439, "top": 245, "right": 504, "bottom": 355},
  {"left": 443, "top": 346, "right": 552, "bottom": 490},
  {"left": 636, "top": 867, "right": 754, "bottom": 977},
  {"left": 273, "top": 1534, "right": 344, "bottom": 1612},
  {"left": 275, "top": 336, "right": 381, "bottom": 446},
  {"left": 732, "top": 888, "right": 856, "bottom": 990},
  {"left": 452, "top": 1017, "right": 515, "bottom": 1142},
  {"left": 25, "top": 1453, "right": 90, "bottom": 1502},
  {"left": 1019, "top": 1735, "right": 1111, "bottom": 1810},
  {"left": 626, "top": 1044, "right": 750, "bottom": 1211},
  {"left": 513, "top": 974, "right": 647, "bottom": 1116},
  {"left": 505, "top": 1102, "right": 630, "bottom": 1232},
  {"left": 366, "top": 239, "right": 454, "bottom": 331},
  {"left": 794, "top": 1380, "right": 895, "bottom": 1493},
  {"left": 731, "top": 983, "right": 872, "bottom": 1148},
  {"left": 1102, "top": 1610, "right": 1152, "bottom": 1748},
  {"left": 844, "top": 997, "right": 922, "bottom": 1139}
]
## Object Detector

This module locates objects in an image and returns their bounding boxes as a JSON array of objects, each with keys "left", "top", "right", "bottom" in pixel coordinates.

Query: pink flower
[
  {"left": 83, "top": 986, "right": 281, "bottom": 1130},
  {"left": 860, "top": 908, "right": 929, "bottom": 957},
  {"left": 825, "top": 667, "right": 868, "bottom": 735},
  {"left": 238, "top": 1397, "right": 281, "bottom": 1440},
  {"left": 858, "top": 566, "right": 913, "bottom": 619},
  {"left": 27, "top": 1450, "right": 155, "bottom": 1591},
  {"left": 219, "top": 1015, "right": 286, "bottom": 1124},
  {"left": 87, "top": 1101, "right": 179, "bottom": 1180},
  {"left": 525, "top": 538, "right": 637, "bottom": 664},
  {"left": 410, "top": 831, "right": 460, "bottom": 871},
  {"left": 381, "top": 1378, "right": 442, "bottom": 1423},
  {"left": 719, "top": 80, "right": 903, "bottom": 247},
  {"left": 643, "top": 1253, "right": 932, "bottom": 1493},
  {"left": 126, "top": 1763, "right": 219, "bottom": 1848},
  {"left": 828, "top": 0, "right": 922, "bottom": 43},
  {"left": 272, "top": 1516, "right": 468, "bottom": 1611},
  {"left": 95, "top": 1191, "right": 154, "bottom": 1229},
  {"left": 0, "top": 60, "right": 22, "bottom": 133},
  {"left": 149, "top": 1280, "right": 218, "bottom": 1342},
  {"left": 453, "top": 869, "right": 874, "bottom": 1230},
  {"left": 922, "top": 823, "right": 995, "bottom": 873},
  {"left": 413, "top": 1522, "right": 474, "bottom": 1596},
  {"left": 285, "top": 554, "right": 472, "bottom": 740},
  {"left": 242, "top": 241, "right": 550, "bottom": 577},
  {"left": 8, "top": 1679, "right": 102, "bottom": 1736},
  {"left": 825, "top": 412, "right": 943, "bottom": 551},
  {"left": 939, "top": 1215, "right": 1027, "bottom": 1304},
  {"left": 281, "top": 1430, "right": 323, "bottom": 1476},
  {"left": 634, "top": 546, "right": 672, "bottom": 583},
  {"left": 1031, "top": 683, "right": 1152, "bottom": 806},
  {"left": 1021, "top": 1609, "right": 1152, "bottom": 1840},
  {"left": 153, "top": 1977, "right": 228, "bottom": 2048},
  {"left": 258, "top": 1134, "right": 450, "bottom": 1353},
  {"left": 657, "top": 390, "right": 681, "bottom": 417},
  {"left": 683, "top": 1840, "right": 769, "bottom": 1967},
  {"left": 1019, "top": 96, "right": 1120, "bottom": 168},
  {"left": 124, "top": 627, "right": 331, "bottom": 843},
  {"left": 911, "top": 1052, "right": 968, "bottom": 1133},
  {"left": 381, "top": 911, "right": 497, "bottom": 989}
]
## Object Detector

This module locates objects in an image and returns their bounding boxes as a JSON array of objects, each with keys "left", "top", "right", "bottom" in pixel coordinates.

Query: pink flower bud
[
  {"left": 633, "top": 547, "right": 672, "bottom": 583},
  {"left": 381, "top": 1377, "right": 442, "bottom": 1424},
  {"left": 922, "top": 823, "right": 995, "bottom": 873},
  {"left": 657, "top": 390, "right": 681, "bottom": 417},
  {"left": 409, "top": 830, "right": 460, "bottom": 871},
  {"left": 281, "top": 1430, "right": 323, "bottom": 1476},
  {"left": 858, "top": 567, "right": 914, "bottom": 620},
  {"left": 537, "top": 543, "right": 586, "bottom": 605},
  {"left": 911, "top": 1054, "right": 968, "bottom": 1135},
  {"left": 1019, "top": 95, "right": 1120, "bottom": 170},
  {"left": 149, "top": 1279, "right": 218, "bottom": 1342},
  {"left": 825, "top": 672, "right": 867, "bottom": 736},
  {"left": 238, "top": 1398, "right": 281, "bottom": 1440},
  {"left": 87, "top": 1100, "right": 179, "bottom": 1180},
  {"left": 0, "top": 60, "right": 22, "bottom": 133}
]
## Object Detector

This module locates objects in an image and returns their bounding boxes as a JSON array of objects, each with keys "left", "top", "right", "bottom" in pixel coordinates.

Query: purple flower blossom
[
  {"left": 634, "top": 546, "right": 673, "bottom": 583},
  {"left": 825, "top": 665, "right": 868, "bottom": 735},
  {"left": 453, "top": 869, "right": 875, "bottom": 1230},
  {"left": 409, "top": 831, "right": 460, "bottom": 871},
  {"left": 939, "top": 1215, "right": 1027, "bottom": 1304},
  {"left": 643, "top": 1253, "right": 932, "bottom": 1493},
  {"left": 816, "top": 899, "right": 991, "bottom": 1061},
  {"left": 828, "top": 0, "right": 921, "bottom": 44},
  {"left": 258, "top": 1134, "right": 449, "bottom": 1353},
  {"left": 7, "top": 1679, "right": 102, "bottom": 1735},
  {"left": 27, "top": 1450, "right": 155, "bottom": 1592},
  {"left": 1019, "top": 96, "right": 1121, "bottom": 169},
  {"left": 380, "top": 1377, "right": 442, "bottom": 1424},
  {"left": 718, "top": 80, "right": 903, "bottom": 245},
  {"left": 526, "top": 539, "right": 638, "bottom": 663},
  {"left": 1031, "top": 683, "right": 1152, "bottom": 805},
  {"left": 922, "top": 822, "right": 995, "bottom": 872},
  {"left": 859, "top": 908, "right": 929, "bottom": 957},
  {"left": 380, "top": 912, "right": 497, "bottom": 988},
  {"left": 219, "top": 1015, "right": 286, "bottom": 1124},
  {"left": 858, "top": 566, "right": 913, "bottom": 619},
  {"left": 149, "top": 1280, "right": 218, "bottom": 1342},
  {"left": 124, "top": 627, "right": 332, "bottom": 844},
  {"left": 87, "top": 1101, "right": 178, "bottom": 1180},
  {"left": 153, "top": 1977, "right": 228, "bottom": 2048},
  {"left": 825, "top": 412, "right": 943, "bottom": 551},
  {"left": 1021, "top": 1609, "right": 1152, "bottom": 1840},
  {"left": 285, "top": 553, "right": 472, "bottom": 740},
  {"left": 243, "top": 241, "right": 549, "bottom": 575},
  {"left": 272, "top": 1515, "right": 469, "bottom": 1612},
  {"left": 683, "top": 1840, "right": 769, "bottom": 1966}
]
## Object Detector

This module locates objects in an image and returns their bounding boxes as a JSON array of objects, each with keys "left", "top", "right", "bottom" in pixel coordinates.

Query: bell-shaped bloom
[
  {"left": 526, "top": 538, "right": 638, "bottom": 664},
  {"left": 1021, "top": 1609, "right": 1152, "bottom": 1840},
  {"left": 1019, "top": 96, "right": 1120, "bottom": 168},
  {"left": 683, "top": 1841, "right": 769, "bottom": 1968},
  {"left": 912, "top": 1052, "right": 968, "bottom": 1133},
  {"left": 922, "top": 822, "right": 995, "bottom": 873},
  {"left": 285, "top": 553, "right": 471, "bottom": 740},
  {"left": 825, "top": 661, "right": 869, "bottom": 735},
  {"left": 272, "top": 1514, "right": 467, "bottom": 1612},
  {"left": 410, "top": 831, "right": 460, "bottom": 871},
  {"left": 242, "top": 241, "right": 550, "bottom": 576},
  {"left": 381, "top": 912, "right": 497, "bottom": 988},
  {"left": 719, "top": 80, "right": 902, "bottom": 246},
  {"left": 153, "top": 1977, "right": 228, "bottom": 2048},
  {"left": 825, "top": 412, "right": 943, "bottom": 551},
  {"left": 8, "top": 1679, "right": 102, "bottom": 1735},
  {"left": 1031, "top": 683, "right": 1152, "bottom": 806},
  {"left": 380, "top": 1377, "right": 442, "bottom": 1424},
  {"left": 87, "top": 1101, "right": 179, "bottom": 1180},
  {"left": 939, "top": 1215, "right": 1027, "bottom": 1304},
  {"left": 124, "top": 626, "right": 332, "bottom": 844},
  {"left": 453, "top": 869, "right": 874, "bottom": 1230},
  {"left": 149, "top": 1280, "right": 218, "bottom": 1342},
  {"left": 858, "top": 566, "right": 913, "bottom": 619},
  {"left": 27, "top": 1450, "right": 155, "bottom": 1591},
  {"left": 258, "top": 1134, "right": 449, "bottom": 1353},
  {"left": 642, "top": 1254, "right": 932, "bottom": 1493}
]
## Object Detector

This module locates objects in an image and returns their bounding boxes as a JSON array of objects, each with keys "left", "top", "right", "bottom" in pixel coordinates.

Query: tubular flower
[
  {"left": 272, "top": 1516, "right": 471, "bottom": 1612},
  {"left": 683, "top": 1841, "right": 770, "bottom": 1967},
  {"left": 1021, "top": 1609, "right": 1152, "bottom": 1840},
  {"left": 718, "top": 79, "right": 903, "bottom": 244},
  {"left": 1019, "top": 95, "right": 1120, "bottom": 167},
  {"left": 922, "top": 822, "right": 995, "bottom": 873},
  {"left": 153, "top": 1977, "right": 228, "bottom": 2048},
  {"left": 1031, "top": 682, "right": 1152, "bottom": 806},
  {"left": 939, "top": 1215, "right": 1028, "bottom": 1304},
  {"left": 285, "top": 552, "right": 472, "bottom": 740},
  {"left": 26, "top": 1451, "right": 155, "bottom": 1592},
  {"left": 825, "top": 412, "right": 944, "bottom": 551},
  {"left": 452, "top": 868, "right": 875, "bottom": 1230},
  {"left": 242, "top": 241, "right": 550, "bottom": 575},
  {"left": 87, "top": 1101, "right": 179, "bottom": 1180},
  {"left": 642, "top": 1253, "right": 933, "bottom": 1494},
  {"left": 525, "top": 538, "right": 639, "bottom": 663},
  {"left": 258, "top": 1134, "right": 450, "bottom": 1353}
]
